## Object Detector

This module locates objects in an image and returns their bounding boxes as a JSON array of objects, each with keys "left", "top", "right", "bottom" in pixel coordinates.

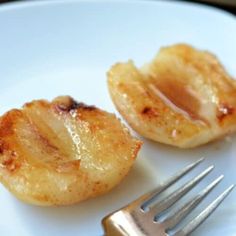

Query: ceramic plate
[{"left": 0, "top": 0, "right": 235, "bottom": 235}]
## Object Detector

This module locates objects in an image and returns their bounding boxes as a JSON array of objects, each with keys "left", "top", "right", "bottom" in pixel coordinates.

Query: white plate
[{"left": 0, "top": 0, "right": 236, "bottom": 235}]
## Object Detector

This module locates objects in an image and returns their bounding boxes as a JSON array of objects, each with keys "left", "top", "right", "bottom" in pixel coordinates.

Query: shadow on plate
[{"left": 140, "top": 133, "right": 236, "bottom": 161}]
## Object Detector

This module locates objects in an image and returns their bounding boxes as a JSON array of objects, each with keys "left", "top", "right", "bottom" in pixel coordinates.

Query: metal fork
[{"left": 102, "top": 158, "right": 234, "bottom": 236}]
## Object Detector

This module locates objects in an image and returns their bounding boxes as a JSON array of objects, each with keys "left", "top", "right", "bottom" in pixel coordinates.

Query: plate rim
[{"left": 0, "top": 0, "right": 235, "bottom": 22}]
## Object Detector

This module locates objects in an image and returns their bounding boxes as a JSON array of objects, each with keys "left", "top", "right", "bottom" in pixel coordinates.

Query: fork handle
[{"left": 102, "top": 214, "right": 127, "bottom": 236}]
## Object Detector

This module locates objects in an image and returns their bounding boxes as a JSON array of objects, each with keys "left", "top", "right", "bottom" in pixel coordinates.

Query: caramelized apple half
[
  {"left": 0, "top": 96, "right": 141, "bottom": 206},
  {"left": 108, "top": 44, "right": 236, "bottom": 148}
]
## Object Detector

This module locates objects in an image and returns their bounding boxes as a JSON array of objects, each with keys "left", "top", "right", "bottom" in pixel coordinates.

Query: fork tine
[
  {"left": 141, "top": 158, "right": 204, "bottom": 209},
  {"left": 162, "top": 175, "right": 224, "bottom": 230},
  {"left": 174, "top": 184, "right": 235, "bottom": 236},
  {"left": 148, "top": 165, "right": 214, "bottom": 217}
]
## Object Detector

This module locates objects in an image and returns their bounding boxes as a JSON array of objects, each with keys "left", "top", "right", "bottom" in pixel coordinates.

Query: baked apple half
[
  {"left": 108, "top": 44, "right": 236, "bottom": 148},
  {"left": 0, "top": 96, "right": 141, "bottom": 206}
]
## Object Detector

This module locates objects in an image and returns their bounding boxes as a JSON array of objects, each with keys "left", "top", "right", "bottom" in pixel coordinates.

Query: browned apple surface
[
  {"left": 0, "top": 96, "right": 141, "bottom": 206},
  {"left": 108, "top": 44, "right": 236, "bottom": 148}
]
